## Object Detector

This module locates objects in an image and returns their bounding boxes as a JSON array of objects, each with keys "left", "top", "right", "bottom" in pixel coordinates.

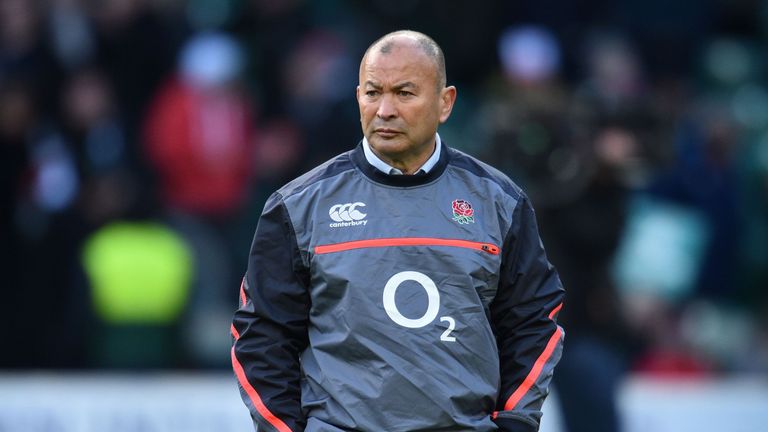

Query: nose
[{"left": 376, "top": 94, "right": 397, "bottom": 119}]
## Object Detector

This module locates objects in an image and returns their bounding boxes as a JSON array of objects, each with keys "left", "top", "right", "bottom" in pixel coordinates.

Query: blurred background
[{"left": 1, "top": 0, "right": 767, "bottom": 431}]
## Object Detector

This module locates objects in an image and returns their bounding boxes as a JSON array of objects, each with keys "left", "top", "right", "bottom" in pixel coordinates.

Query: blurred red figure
[{"left": 144, "top": 33, "right": 257, "bottom": 217}]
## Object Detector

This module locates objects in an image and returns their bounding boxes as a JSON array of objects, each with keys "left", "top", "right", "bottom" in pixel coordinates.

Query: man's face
[{"left": 357, "top": 41, "right": 455, "bottom": 163}]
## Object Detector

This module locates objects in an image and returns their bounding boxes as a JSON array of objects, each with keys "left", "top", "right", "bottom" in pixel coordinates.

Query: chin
[{"left": 368, "top": 136, "right": 410, "bottom": 156}]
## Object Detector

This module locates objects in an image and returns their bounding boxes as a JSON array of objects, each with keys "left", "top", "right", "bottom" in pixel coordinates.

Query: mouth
[{"left": 374, "top": 128, "right": 402, "bottom": 138}]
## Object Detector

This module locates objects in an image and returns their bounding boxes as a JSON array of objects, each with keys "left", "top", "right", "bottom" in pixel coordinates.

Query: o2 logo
[{"left": 382, "top": 271, "right": 456, "bottom": 342}]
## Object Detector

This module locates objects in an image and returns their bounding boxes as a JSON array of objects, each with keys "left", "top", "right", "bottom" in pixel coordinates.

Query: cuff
[{"left": 493, "top": 416, "right": 538, "bottom": 432}]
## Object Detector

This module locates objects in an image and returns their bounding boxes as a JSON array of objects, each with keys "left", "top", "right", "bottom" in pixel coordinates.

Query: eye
[
  {"left": 398, "top": 90, "right": 413, "bottom": 97},
  {"left": 365, "top": 90, "right": 379, "bottom": 97}
]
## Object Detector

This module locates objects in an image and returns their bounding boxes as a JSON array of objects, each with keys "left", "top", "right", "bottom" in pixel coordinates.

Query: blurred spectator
[
  {"left": 91, "top": 0, "right": 180, "bottom": 138},
  {"left": 475, "top": 25, "right": 587, "bottom": 208},
  {"left": 280, "top": 29, "right": 359, "bottom": 169},
  {"left": 12, "top": 65, "right": 153, "bottom": 369},
  {"left": 253, "top": 117, "right": 305, "bottom": 187},
  {"left": 0, "top": 73, "right": 98, "bottom": 369},
  {"left": 144, "top": 32, "right": 256, "bottom": 217},
  {"left": 574, "top": 33, "right": 646, "bottom": 114},
  {"left": 542, "top": 120, "right": 647, "bottom": 432},
  {"left": 60, "top": 67, "right": 133, "bottom": 177},
  {"left": 143, "top": 32, "right": 259, "bottom": 367},
  {"left": 645, "top": 112, "right": 741, "bottom": 300},
  {"left": 0, "top": 0, "right": 63, "bottom": 117},
  {"left": 698, "top": 39, "right": 768, "bottom": 325},
  {"left": 230, "top": 0, "right": 310, "bottom": 118},
  {"left": 82, "top": 219, "right": 193, "bottom": 368},
  {"left": 474, "top": 27, "right": 638, "bottom": 432},
  {"left": 614, "top": 37, "right": 765, "bottom": 377},
  {"left": 48, "top": 0, "right": 96, "bottom": 71}
]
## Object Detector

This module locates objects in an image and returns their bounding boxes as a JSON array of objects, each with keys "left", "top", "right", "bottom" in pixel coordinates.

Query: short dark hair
[{"left": 362, "top": 30, "right": 447, "bottom": 90}]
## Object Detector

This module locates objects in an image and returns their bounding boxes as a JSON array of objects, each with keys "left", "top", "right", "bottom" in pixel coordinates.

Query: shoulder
[
  {"left": 275, "top": 149, "right": 357, "bottom": 200},
  {"left": 446, "top": 147, "right": 525, "bottom": 201}
]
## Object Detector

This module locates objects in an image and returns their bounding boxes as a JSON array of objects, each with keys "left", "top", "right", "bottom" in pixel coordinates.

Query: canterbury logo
[{"left": 329, "top": 202, "right": 368, "bottom": 227}]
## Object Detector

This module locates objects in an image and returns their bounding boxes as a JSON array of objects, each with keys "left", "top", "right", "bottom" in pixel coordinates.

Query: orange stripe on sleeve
[
  {"left": 503, "top": 326, "right": 563, "bottom": 411},
  {"left": 230, "top": 324, "right": 240, "bottom": 340},
  {"left": 502, "top": 303, "right": 564, "bottom": 411},
  {"left": 548, "top": 302, "right": 563, "bottom": 320},
  {"left": 231, "top": 346, "right": 293, "bottom": 432},
  {"left": 239, "top": 278, "right": 247, "bottom": 307}
]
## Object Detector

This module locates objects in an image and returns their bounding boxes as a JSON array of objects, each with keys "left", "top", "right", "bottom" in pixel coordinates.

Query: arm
[
  {"left": 231, "top": 192, "right": 310, "bottom": 432},
  {"left": 491, "top": 195, "right": 565, "bottom": 432}
]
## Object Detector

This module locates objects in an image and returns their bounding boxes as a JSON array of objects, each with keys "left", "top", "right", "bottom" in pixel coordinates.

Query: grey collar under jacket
[{"left": 361, "top": 133, "right": 443, "bottom": 175}]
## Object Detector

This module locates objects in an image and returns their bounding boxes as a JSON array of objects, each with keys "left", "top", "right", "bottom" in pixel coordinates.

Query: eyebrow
[
  {"left": 393, "top": 81, "right": 418, "bottom": 91},
  {"left": 363, "top": 81, "right": 419, "bottom": 91}
]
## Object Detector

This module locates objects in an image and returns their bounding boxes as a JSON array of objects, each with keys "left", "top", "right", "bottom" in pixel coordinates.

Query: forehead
[{"left": 360, "top": 43, "right": 437, "bottom": 86}]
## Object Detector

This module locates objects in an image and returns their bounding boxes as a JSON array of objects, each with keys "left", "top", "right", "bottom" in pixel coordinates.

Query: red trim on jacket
[
  {"left": 239, "top": 278, "right": 247, "bottom": 308},
  {"left": 231, "top": 322, "right": 289, "bottom": 431},
  {"left": 315, "top": 237, "right": 500, "bottom": 255},
  {"left": 231, "top": 346, "right": 293, "bottom": 432},
  {"left": 502, "top": 302, "right": 564, "bottom": 411}
]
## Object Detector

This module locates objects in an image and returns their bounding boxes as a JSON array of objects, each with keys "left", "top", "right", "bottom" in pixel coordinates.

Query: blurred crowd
[{"left": 1, "top": 0, "right": 766, "bottom": 410}]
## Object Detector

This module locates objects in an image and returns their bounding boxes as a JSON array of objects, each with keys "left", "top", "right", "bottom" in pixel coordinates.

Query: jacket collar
[
  {"left": 361, "top": 133, "right": 443, "bottom": 175},
  {"left": 351, "top": 137, "right": 450, "bottom": 187}
]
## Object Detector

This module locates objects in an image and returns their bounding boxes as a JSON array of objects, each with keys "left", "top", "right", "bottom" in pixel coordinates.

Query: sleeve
[
  {"left": 231, "top": 192, "right": 310, "bottom": 432},
  {"left": 490, "top": 195, "right": 565, "bottom": 432}
]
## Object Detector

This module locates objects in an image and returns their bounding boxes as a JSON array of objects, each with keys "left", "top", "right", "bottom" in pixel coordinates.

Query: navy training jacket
[{"left": 231, "top": 140, "right": 565, "bottom": 432}]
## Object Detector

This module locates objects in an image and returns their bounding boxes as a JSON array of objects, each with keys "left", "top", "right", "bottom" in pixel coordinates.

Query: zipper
[{"left": 314, "top": 237, "right": 500, "bottom": 255}]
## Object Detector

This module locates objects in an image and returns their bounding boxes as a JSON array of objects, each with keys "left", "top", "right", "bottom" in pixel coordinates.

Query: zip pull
[{"left": 481, "top": 244, "right": 500, "bottom": 255}]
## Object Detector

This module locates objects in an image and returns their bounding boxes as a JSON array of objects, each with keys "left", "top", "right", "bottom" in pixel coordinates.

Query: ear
[
  {"left": 356, "top": 85, "right": 361, "bottom": 102},
  {"left": 438, "top": 86, "right": 457, "bottom": 123}
]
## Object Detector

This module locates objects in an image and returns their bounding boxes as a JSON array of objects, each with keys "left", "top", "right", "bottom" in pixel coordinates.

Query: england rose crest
[{"left": 451, "top": 199, "right": 475, "bottom": 224}]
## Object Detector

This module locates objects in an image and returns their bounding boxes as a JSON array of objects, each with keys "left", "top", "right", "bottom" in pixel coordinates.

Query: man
[{"left": 231, "top": 30, "right": 564, "bottom": 432}]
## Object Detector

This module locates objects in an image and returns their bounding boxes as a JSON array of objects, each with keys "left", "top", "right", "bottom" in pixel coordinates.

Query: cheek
[
  {"left": 358, "top": 105, "right": 370, "bottom": 124},
  {"left": 362, "top": 111, "right": 375, "bottom": 128},
  {"left": 408, "top": 107, "right": 436, "bottom": 129},
  {"left": 359, "top": 103, "right": 375, "bottom": 119}
]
